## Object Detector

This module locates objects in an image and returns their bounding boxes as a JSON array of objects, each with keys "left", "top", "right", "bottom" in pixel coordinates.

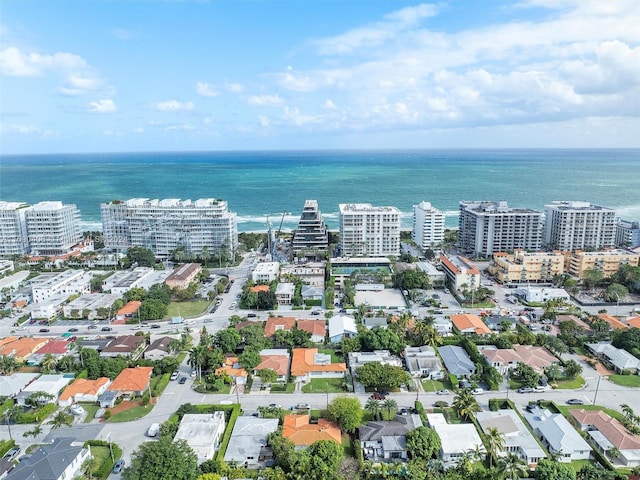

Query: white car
[
  {"left": 170, "top": 371, "right": 180, "bottom": 381},
  {"left": 472, "top": 388, "right": 484, "bottom": 395},
  {"left": 190, "top": 370, "right": 197, "bottom": 378},
  {"left": 70, "top": 404, "right": 85, "bottom": 415}
]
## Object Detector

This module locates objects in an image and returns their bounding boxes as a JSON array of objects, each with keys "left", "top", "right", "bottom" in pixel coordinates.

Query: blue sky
[{"left": 1, "top": 0, "right": 639, "bottom": 153}]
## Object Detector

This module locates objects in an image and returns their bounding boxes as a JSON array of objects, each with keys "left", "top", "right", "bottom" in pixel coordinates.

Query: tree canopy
[
  {"left": 123, "top": 437, "right": 198, "bottom": 480},
  {"left": 406, "top": 426, "right": 441, "bottom": 460},
  {"left": 327, "top": 396, "right": 364, "bottom": 433},
  {"left": 355, "top": 362, "right": 411, "bottom": 391},
  {"left": 535, "top": 458, "right": 576, "bottom": 480}
]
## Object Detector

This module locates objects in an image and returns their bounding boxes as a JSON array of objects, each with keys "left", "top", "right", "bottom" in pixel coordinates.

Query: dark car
[
  {"left": 87, "top": 325, "right": 98, "bottom": 330},
  {"left": 179, "top": 376, "right": 187, "bottom": 384},
  {"left": 112, "top": 458, "right": 125, "bottom": 473},
  {"left": 39, "top": 328, "right": 50, "bottom": 333},
  {"left": 370, "top": 392, "right": 385, "bottom": 400},
  {"left": 150, "top": 324, "right": 161, "bottom": 329},
  {"left": 67, "top": 327, "right": 79, "bottom": 332},
  {"left": 101, "top": 326, "right": 112, "bottom": 332},
  {"left": 566, "top": 398, "right": 585, "bottom": 405}
]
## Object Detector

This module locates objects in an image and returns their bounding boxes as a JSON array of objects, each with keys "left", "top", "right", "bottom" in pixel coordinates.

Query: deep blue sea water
[{"left": 1, "top": 149, "right": 638, "bottom": 232}]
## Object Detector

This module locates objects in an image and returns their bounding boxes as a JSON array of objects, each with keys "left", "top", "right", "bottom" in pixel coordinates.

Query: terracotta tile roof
[
  {"left": 117, "top": 301, "right": 142, "bottom": 316},
  {"left": 34, "top": 340, "right": 70, "bottom": 355},
  {"left": 598, "top": 313, "right": 629, "bottom": 330},
  {"left": 107, "top": 366, "right": 153, "bottom": 392},
  {"left": 283, "top": 414, "right": 342, "bottom": 446},
  {"left": 625, "top": 316, "right": 640, "bottom": 329},
  {"left": 571, "top": 409, "right": 640, "bottom": 450},
  {"left": 0, "top": 337, "right": 18, "bottom": 349},
  {"left": 215, "top": 356, "right": 248, "bottom": 379},
  {"left": 264, "top": 317, "right": 296, "bottom": 337},
  {"left": 59, "top": 377, "right": 110, "bottom": 402},
  {"left": 255, "top": 354, "right": 290, "bottom": 376},
  {"left": 296, "top": 319, "right": 326, "bottom": 338},
  {"left": 483, "top": 345, "right": 558, "bottom": 373},
  {"left": 0, "top": 337, "right": 50, "bottom": 359},
  {"left": 290, "top": 348, "right": 347, "bottom": 377},
  {"left": 451, "top": 314, "right": 492, "bottom": 335},
  {"left": 250, "top": 285, "right": 270, "bottom": 293}
]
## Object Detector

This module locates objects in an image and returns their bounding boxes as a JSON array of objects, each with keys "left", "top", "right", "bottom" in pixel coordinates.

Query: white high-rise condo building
[
  {"left": 544, "top": 201, "right": 616, "bottom": 251},
  {"left": 101, "top": 198, "right": 238, "bottom": 258},
  {"left": 339, "top": 203, "right": 400, "bottom": 257},
  {"left": 616, "top": 219, "right": 640, "bottom": 249},
  {"left": 292, "top": 200, "right": 329, "bottom": 261},
  {"left": 458, "top": 201, "right": 542, "bottom": 257},
  {"left": 412, "top": 201, "right": 445, "bottom": 251},
  {"left": 0, "top": 201, "right": 31, "bottom": 257},
  {"left": 25, "top": 201, "right": 81, "bottom": 256}
]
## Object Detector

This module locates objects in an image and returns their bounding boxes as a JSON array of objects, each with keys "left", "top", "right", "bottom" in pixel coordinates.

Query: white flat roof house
[
  {"left": 174, "top": 412, "right": 226, "bottom": 464},
  {"left": 0, "top": 373, "right": 39, "bottom": 398},
  {"left": 252, "top": 262, "right": 280, "bottom": 283},
  {"left": 15, "top": 374, "right": 72, "bottom": 406},
  {"left": 404, "top": 346, "right": 444, "bottom": 379},
  {"left": 328, "top": 315, "right": 358, "bottom": 343},
  {"left": 223, "top": 416, "right": 279, "bottom": 469},
  {"left": 524, "top": 406, "right": 591, "bottom": 462},
  {"left": 476, "top": 410, "right": 546, "bottom": 467},
  {"left": 348, "top": 350, "right": 402, "bottom": 376},
  {"left": 426, "top": 413, "right": 484, "bottom": 466}
]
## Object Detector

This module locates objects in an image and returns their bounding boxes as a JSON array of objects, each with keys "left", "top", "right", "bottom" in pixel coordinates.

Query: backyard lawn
[
  {"left": 165, "top": 301, "right": 210, "bottom": 319},
  {"left": 301, "top": 378, "right": 345, "bottom": 394},
  {"left": 318, "top": 349, "right": 343, "bottom": 363},
  {"left": 608, "top": 374, "right": 640, "bottom": 388}
]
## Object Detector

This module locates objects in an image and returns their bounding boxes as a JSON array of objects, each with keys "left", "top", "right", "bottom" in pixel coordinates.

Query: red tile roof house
[
  {"left": 481, "top": 345, "right": 559, "bottom": 375},
  {"left": 283, "top": 414, "right": 342, "bottom": 449},
  {"left": 254, "top": 349, "right": 291, "bottom": 383},
  {"left": 99, "top": 335, "right": 146, "bottom": 360},
  {"left": 264, "top": 317, "right": 296, "bottom": 337},
  {"left": 290, "top": 348, "right": 347, "bottom": 383},
  {"left": 450, "top": 313, "right": 492, "bottom": 336},
  {"left": 58, "top": 377, "right": 111, "bottom": 407},
  {"left": 105, "top": 366, "right": 153, "bottom": 402},
  {"left": 295, "top": 319, "right": 327, "bottom": 343},
  {"left": 115, "top": 300, "right": 142, "bottom": 322},
  {"left": 571, "top": 409, "right": 640, "bottom": 467}
]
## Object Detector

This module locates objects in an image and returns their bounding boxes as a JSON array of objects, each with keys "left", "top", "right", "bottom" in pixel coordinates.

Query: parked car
[
  {"left": 295, "top": 403, "right": 310, "bottom": 410},
  {"left": 370, "top": 392, "right": 386, "bottom": 400},
  {"left": 112, "top": 459, "right": 125, "bottom": 473},
  {"left": 190, "top": 370, "right": 197, "bottom": 378},
  {"left": 70, "top": 404, "right": 85, "bottom": 415},
  {"left": 436, "top": 389, "right": 450, "bottom": 395},
  {"left": 247, "top": 313, "right": 257, "bottom": 318},
  {"left": 517, "top": 387, "right": 534, "bottom": 394},
  {"left": 170, "top": 371, "right": 179, "bottom": 381},
  {"left": 3, "top": 447, "right": 20, "bottom": 462},
  {"left": 147, "top": 423, "right": 160, "bottom": 437},
  {"left": 179, "top": 377, "right": 187, "bottom": 384},
  {"left": 268, "top": 403, "right": 282, "bottom": 409},
  {"left": 472, "top": 388, "right": 484, "bottom": 395},
  {"left": 444, "top": 288, "right": 450, "bottom": 294},
  {"left": 566, "top": 398, "right": 585, "bottom": 405}
]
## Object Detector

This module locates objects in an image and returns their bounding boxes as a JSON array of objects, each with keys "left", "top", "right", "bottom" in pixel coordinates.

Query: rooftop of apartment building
[
  {"left": 460, "top": 200, "right": 541, "bottom": 214},
  {"left": 339, "top": 203, "right": 401, "bottom": 213},
  {"left": 545, "top": 201, "right": 614, "bottom": 211},
  {"left": 440, "top": 254, "right": 480, "bottom": 274}
]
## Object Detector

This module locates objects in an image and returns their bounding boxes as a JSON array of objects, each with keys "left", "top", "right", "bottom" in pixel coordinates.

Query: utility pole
[{"left": 593, "top": 375, "right": 602, "bottom": 405}]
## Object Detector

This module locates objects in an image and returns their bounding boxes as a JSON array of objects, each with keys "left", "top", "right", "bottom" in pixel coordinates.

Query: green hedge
[
  {"left": 215, "top": 404, "right": 241, "bottom": 462},
  {"left": 414, "top": 400, "right": 426, "bottom": 424},
  {"left": 76, "top": 369, "right": 88, "bottom": 379},
  {"left": 85, "top": 440, "right": 123, "bottom": 480},
  {"left": 0, "top": 439, "right": 16, "bottom": 457},
  {"left": 448, "top": 374, "right": 459, "bottom": 391},
  {"left": 16, "top": 402, "right": 57, "bottom": 423},
  {"left": 151, "top": 373, "right": 170, "bottom": 396},
  {"left": 0, "top": 398, "right": 14, "bottom": 416}
]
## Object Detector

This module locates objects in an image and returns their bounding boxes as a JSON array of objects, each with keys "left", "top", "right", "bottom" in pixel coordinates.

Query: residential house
[
  {"left": 290, "top": 348, "right": 347, "bottom": 382},
  {"left": 328, "top": 314, "right": 357, "bottom": 343},
  {"left": 283, "top": 414, "right": 342, "bottom": 449},
  {"left": 280, "top": 262, "right": 325, "bottom": 288},
  {"left": 362, "top": 317, "right": 388, "bottom": 330},
  {"left": 295, "top": 319, "right": 326, "bottom": 343},
  {"left": 5, "top": 437, "right": 91, "bottom": 480},
  {"left": 483, "top": 315, "right": 517, "bottom": 332},
  {"left": 249, "top": 285, "right": 270, "bottom": 295},
  {"left": 597, "top": 313, "right": 629, "bottom": 331},
  {"left": 254, "top": 349, "right": 290, "bottom": 382},
  {"left": 115, "top": 301, "right": 142, "bottom": 322},
  {"left": 571, "top": 409, "right": 640, "bottom": 467},
  {"left": 404, "top": 346, "right": 444, "bottom": 379},
  {"left": 0, "top": 337, "right": 50, "bottom": 362},
  {"left": 174, "top": 412, "right": 226, "bottom": 464},
  {"left": 476, "top": 410, "right": 547, "bottom": 467},
  {"left": 300, "top": 285, "right": 324, "bottom": 303},
  {"left": 557, "top": 315, "right": 592, "bottom": 335},
  {"left": 252, "top": 262, "right": 280, "bottom": 282},
  {"left": 426, "top": 413, "right": 484, "bottom": 465},
  {"left": 106, "top": 366, "right": 153, "bottom": 397},
  {"left": 438, "top": 345, "right": 476, "bottom": 378},
  {"left": 348, "top": 350, "right": 403, "bottom": 377},
  {"left": 275, "top": 282, "right": 295, "bottom": 305},
  {"left": 223, "top": 417, "right": 279, "bottom": 469},
  {"left": 359, "top": 414, "right": 423, "bottom": 461},
  {"left": 29, "top": 340, "right": 72, "bottom": 365},
  {"left": 0, "top": 373, "right": 39, "bottom": 398},
  {"left": 450, "top": 314, "right": 492, "bottom": 336},
  {"left": 165, "top": 263, "right": 202, "bottom": 290},
  {"left": 215, "top": 357, "right": 248, "bottom": 382},
  {"left": 626, "top": 316, "right": 640, "bottom": 329},
  {"left": 144, "top": 336, "right": 176, "bottom": 361},
  {"left": 523, "top": 406, "right": 591, "bottom": 462},
  {"left": 586, "top": 343, "right": 640, "bottom": 373},
  {"left": 481, "top": 345, "right": 559, "bottom": 375},
  {"left": 264, "top": 317, "right": 296, "bottom": 338},
  {"left": 432, "top": 317, "right": 453, "bottom": 337},
  {"left": 15, "top": 374, "right": 72, "bottom": 406},
  {"left": 76, "top": 337, "right": 113, "bottom": 352},
  {"left": 100, "top": 335, "right": 146, "bottom": 360},
  {"left": 58, "top": 377, "right": 111, "bottom": 407}
]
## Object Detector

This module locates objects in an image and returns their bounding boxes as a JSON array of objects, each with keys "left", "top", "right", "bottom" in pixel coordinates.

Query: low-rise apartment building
[
  {"left": 165, "top": 262, "right": 201, "bottom": 289},
  {"left": 489, "top": 251, "right": 565, "bottom": 285},
  {"left": 569, "top": 249, "right": 639, "bottom": 279},
  {"left": 439, "top": 255, "right": 480, "bottom": 291}
]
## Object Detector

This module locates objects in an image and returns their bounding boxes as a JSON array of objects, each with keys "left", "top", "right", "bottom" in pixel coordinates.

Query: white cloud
[
  {"left": 0, "top": 46, "right": 88, "bottom": 76},
  {"left": 165, "top": 124, "right": 195, "bottom": 131},
  {"left": 151, "top": 100, "right": 194, "bottom": 112},
  {"left": 89, "top": 99, "right": 117, "bottom": 113},
  {"left": 103, "top": 129, "right": 121, "bottom": 136},
  {"left": 246, "top": 94, "right": 284, "bottom": 106},
  {"left": 225, "top": 82, "right": 245, "bottom": 93},
  {"left": 259, "top": 115, "right": 271, "bottom": 127},
  {"left": 196, "top": 81, "right": 218, "bottom": 97},
  {"left": 133, "top": 127, "right": 144, "bottom": 133},
  {"left": 1, "top": 123, "right": 40, "bottom": 134},
  {"left": 324, "top": 99, "right": 336, "bottom": 109},
  {"left": 282, "top": 107, "right": 322, "bottom": 126}
]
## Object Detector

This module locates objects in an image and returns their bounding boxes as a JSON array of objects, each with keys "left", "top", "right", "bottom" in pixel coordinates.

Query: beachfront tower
[
  {"left": 543, "top": 201, "right": 616, "bottom": 251},
  {"left": 458, "top": 200, "right": 542, "bottom": 257},
  {"left": 101, "top": 198, "right": 238, "bottom": 259},
  {"left": 0, "top": 201, "right": 32, "bottom": 257},
  {"left": 412, "top": 201, "right": 445, "bottom": 251},
  {"left": 339, "top": 203, "right": 401, "bottom": 257},
  {"left": 25, "top": 201, "right": 82, "bottom": 256},
  {"left": 292, "top": 200, "right": 329, "bottom": 262}
]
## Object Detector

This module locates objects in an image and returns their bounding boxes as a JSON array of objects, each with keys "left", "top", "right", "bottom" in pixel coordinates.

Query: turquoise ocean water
[{"left": 0, "top": 149, "right": 638, "bottom": 232}]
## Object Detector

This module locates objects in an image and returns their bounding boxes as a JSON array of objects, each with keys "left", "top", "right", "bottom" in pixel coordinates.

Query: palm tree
[
  {"left": 413, "top": 321, "right": 442, "bottom": 347},
  {"left": 48, "top": 411, "right": 73, "bottom": 430},
  {"left": 497, "top": 453, "right": 527, "bottom": 480},
  {"left": 189, "top": 345, "right": 206, "bottom": 381},
  {"left": 608, "top": 447, "right": 620, "bottom": 461},
  {"left": 485, "top": 427, "right": 505, "bottom": 468},
  {"left": 40, "top": 353, "right": 58, "bottom": 374},
  {"left": 0, "top": 355, "right": 19, "bottom": 375},
  {"left": 83, "top": 456, "right": 100, "bottom": 480},
  {"left": 26, "top": 391, "right": 54, "bottom": 408},
  {"left": 452, "top": 388, "right": 480, "bottom": 421},
  {"left": 23, "top": 425, "right": 42, "bottom": 439},
  {"left": 382, "top": 398, "right": 398, "bottom": 420},
  {"left": 365, "top": 399, "right": 382, "bottom": 421},
  {"left": 3, "top": 404, "right": 23, "bottom": 440},
  {"left": 620, "top": 404, "right": 635, "bottom": 425}
]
